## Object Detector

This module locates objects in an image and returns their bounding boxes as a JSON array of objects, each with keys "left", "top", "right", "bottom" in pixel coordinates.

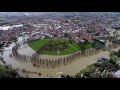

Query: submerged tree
[{"left": 78, "top": 41, "right": 85, "bottom": 55}]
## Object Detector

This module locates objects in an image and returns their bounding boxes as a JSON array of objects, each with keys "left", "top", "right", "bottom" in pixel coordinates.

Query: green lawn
[
  {"left": 29, "top": 39, "right": 49, "bottom": 51},
  {"left": 84, "top": 44, "right": 92, "bottom": 49},
  {"left": 61, "top": 43, "right": 80, "bottom": 55},
  {"left": 41, "top": 43, "right": 80, "bottom": 55},
  {"left": 76, "top": 64, "right": 96, "bottom": 76},
  {"left": 29, "top": 38, "right": 92, "bottom": 55}
]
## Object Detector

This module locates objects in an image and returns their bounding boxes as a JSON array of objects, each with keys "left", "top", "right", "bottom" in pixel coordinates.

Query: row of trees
[
  {"left": 33, "top": 48, "right": 98, "bottom": 68},
  {"left": 13, "top": 48, "right": 98, "bottom": 68},
  {"left": 12, "top": 42, "right": 99, "bottom": 68}
]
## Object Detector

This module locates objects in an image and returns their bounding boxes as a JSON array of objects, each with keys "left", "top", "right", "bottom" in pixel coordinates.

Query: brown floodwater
[{"left": 2, "top": 37, "right": 120, "bottom": 78}]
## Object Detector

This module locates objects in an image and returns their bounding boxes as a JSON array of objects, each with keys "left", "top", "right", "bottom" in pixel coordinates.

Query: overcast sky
[{"left": 0, "top": 12, "right": 119, "bottom": 16}]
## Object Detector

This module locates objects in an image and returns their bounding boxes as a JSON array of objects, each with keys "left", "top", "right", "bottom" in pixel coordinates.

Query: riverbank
[{"left": 0, "top": 64, "right": 21, "bottom": 78}]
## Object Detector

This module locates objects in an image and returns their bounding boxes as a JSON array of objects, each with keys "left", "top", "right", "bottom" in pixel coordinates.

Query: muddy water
[
  {"left": 0, "top": 24, "right": 23, "bottom": 30},
  {"left": 2, "top": 37, "right": 120, "bottom": 78}
]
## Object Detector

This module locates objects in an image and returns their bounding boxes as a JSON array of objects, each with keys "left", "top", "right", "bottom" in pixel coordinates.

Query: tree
[
  {"left": 109, "top": 58, "right": 116, "bottom": 65},
  {"left": 109, "top": 53, "right": 114, "bottom": 57},
  {"left": 61, "top": 75, "right": 66, "bottom": 78},
  {"left": 69, "top": 39, "right": 73, "bottom": 44},
  {"left": 78, "top": 41, "right": 85, "bottom": 55},
  {"left": 64, "top": 33, "right": 69, "bottom": 38},
  {"left": 117, "top": 54, "right": 120, "bottom": 57},
  {"left": 33, "top": 63, "right": 36, "bottom": 67},
  {"left": 38, "top": 73, "right": 41, "bottom": 76},
  {"left": 117, "top": 49, "right": 120, "bottom": 57},
  {"left": 0, "top": 44, "right": 3, "bottom": 48},
  {"left": 84, "top": 39, "right": 89, "bottom": 44}
]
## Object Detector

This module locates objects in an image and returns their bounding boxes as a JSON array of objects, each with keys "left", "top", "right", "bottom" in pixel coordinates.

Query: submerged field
[{"left": 29, "top": 38, "right": 92, "bottom": 55}]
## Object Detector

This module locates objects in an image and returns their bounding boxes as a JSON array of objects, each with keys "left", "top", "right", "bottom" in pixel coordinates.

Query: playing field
[
  {"left": 41, "top": 43, "right": 80, "bottom": 55},
  {"left": 29, "top": 39, "right": 49, "bottom": 51},
  {"left": 29, "top": 38, "right": 92, "bottom": 55}
]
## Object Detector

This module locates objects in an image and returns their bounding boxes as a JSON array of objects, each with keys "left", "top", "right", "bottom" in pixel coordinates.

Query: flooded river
[
  {"left": 0, "top": 24, "right": 23, "bottom": 30},
  {"left": 2, "top": 37, "right": 120, "bottom": 78}
]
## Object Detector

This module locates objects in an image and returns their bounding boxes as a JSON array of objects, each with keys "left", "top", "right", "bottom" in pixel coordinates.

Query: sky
[{"left": 0, "top": 12, "right": 119, "bottom": 16}]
